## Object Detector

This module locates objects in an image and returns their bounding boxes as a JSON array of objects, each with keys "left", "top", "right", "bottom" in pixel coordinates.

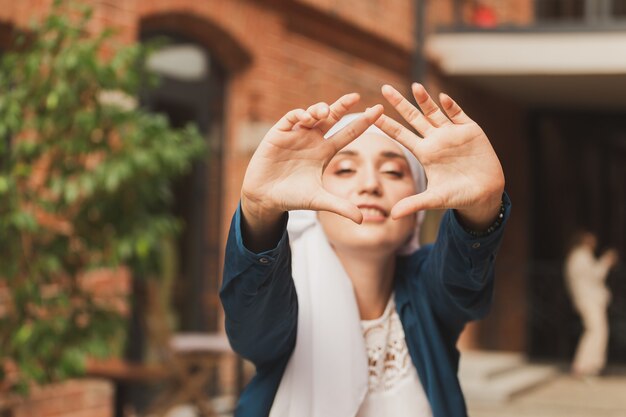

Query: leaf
[
  {"left": 0, "top": 176, "right": 9, "bottom": 194},
  {"left": 59, "top": 348, "right": 86, "bottom": 377},
  {"left": 11, "top": 212, "right": 38, "bottom": 232},
  {"left": 14, "top": 324, "right": 34, "bottom": 346},
  {"left": 46, "top": 92, "right": 59, "bottom": 110},
  {"left": 135, "top": 236, "right": 151, "bottom": 259},
  {"left": 64, "top": 181, "right": 80, "bottom": 203}
]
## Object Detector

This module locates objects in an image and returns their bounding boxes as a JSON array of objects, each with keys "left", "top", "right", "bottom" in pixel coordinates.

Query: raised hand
[
  {"left": 375, "top": 83, "right": 505, "bottom": 230},
  {"left": 602, "top": 249, "right": 619, "bottom": 268},
  {"left": 241, "top": 94, "right": 384, "bottom": 238}
]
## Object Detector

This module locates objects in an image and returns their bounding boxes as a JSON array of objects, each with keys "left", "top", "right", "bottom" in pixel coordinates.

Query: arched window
[{"left": 141, "top": 32, "right": 225, "bottom": 333}]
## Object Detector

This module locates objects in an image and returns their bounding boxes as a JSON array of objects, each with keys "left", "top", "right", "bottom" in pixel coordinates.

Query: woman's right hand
[
  {"left": 241, "top": 94, "right": 384, "bottom": 228},
  {"left": 602, "top": 249, "right": 619, "bottom": 268}
]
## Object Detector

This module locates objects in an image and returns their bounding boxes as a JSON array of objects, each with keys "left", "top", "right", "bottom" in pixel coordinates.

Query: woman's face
[{"left": 318, "top": 133, "right": 417, "bottom": 254}]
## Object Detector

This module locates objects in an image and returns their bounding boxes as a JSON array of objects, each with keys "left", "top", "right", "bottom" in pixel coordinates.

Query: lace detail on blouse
[{"left": 361, "top": 297, "right": 413, "bottom": 393}]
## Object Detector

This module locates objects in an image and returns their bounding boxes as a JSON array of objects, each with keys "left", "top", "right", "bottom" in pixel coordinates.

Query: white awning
[
  {"left": 426, "top": 31, "right": 626, "bottom": 75},
  {"left": 425, "top": 31, "right": 626, "bottom": 109}
]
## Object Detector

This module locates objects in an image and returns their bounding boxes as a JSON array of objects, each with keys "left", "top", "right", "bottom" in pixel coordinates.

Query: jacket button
[
  {"left": 472, "top": 242, "right": 481, "bottom": 249},
  {"left": 259, "top": 257, "right": 270, "bottom": 264}
]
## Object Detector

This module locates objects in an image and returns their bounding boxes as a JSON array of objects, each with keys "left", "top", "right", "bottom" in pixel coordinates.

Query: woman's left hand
[{"left": 375, "top": 83, "right": 505, "bottom": 231}]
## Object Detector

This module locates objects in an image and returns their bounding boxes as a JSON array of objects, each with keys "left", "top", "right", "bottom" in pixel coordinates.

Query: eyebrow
[{"left": 336, "top": 150, "right": 406, "bottom": 160}]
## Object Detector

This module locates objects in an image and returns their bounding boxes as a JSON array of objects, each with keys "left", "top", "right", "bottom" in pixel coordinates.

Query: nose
[{"left": 357, "top": 166, "right": 382, "bottom": 196}]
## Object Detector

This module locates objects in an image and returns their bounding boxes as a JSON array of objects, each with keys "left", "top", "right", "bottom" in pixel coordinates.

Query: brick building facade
[
  {"left": 2, "top": 0, "right": 625, "bottom": 414},
  {"left": 0, "top": 0, "right": 417, "bottom": 414}
]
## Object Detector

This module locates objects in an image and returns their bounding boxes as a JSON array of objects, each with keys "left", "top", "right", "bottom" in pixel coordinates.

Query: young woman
[
  {"left": 564, "top": 231, "right": 618, "bottom": 377},
  {"left": 220, "top": 83, "right": 510, "bottom": 417}
]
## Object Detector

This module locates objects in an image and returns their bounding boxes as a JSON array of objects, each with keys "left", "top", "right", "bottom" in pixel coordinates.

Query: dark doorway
[
  {"left": 528, "top": 111, "right": 626, "bottom": 363},
  {"left": 140, "top": 33, "right": 225, "bottom": 334}
]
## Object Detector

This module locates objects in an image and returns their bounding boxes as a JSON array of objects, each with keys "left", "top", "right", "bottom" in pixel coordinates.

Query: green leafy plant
[{"left": 0, "top": 0, "right": 205, "bottom": 393}]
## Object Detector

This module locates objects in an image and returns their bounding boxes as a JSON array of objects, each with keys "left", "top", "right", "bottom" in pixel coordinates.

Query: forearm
[
  {"left": 220, "top": 205, "right": 297, "bottom": 365},
  {"left": 240, "top": 194, "right": 287, "bottom": 253},
  {"left": 425, "top": 192, "right": 511, "bottom": 325}
]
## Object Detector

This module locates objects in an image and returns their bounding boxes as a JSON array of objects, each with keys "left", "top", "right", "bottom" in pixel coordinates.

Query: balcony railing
[
  {"left": 448, "top": 0, "right": 626, "bottom": 31},
  {"left": 536, "top": 0, "right": 626, "bottom": 23}
]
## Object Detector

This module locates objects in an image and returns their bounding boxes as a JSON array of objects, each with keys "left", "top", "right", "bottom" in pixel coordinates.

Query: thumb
[
  {"left": 312, "top": 190, "right": 363, "bottom": 224},
  {"left": 391, "top": 190, "right": 442, "bottom": 219}
]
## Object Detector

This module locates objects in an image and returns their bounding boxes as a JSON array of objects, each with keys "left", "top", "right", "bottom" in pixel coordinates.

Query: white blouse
[
  {"left": 565, "top": 246, "right": 612, "bottom": 310},
  {"left": 357, "top": 296, "right": 433, "bottom": 417}
]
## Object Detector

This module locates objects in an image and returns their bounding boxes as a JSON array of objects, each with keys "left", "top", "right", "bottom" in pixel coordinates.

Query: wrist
[
  {"left": 240, "top": 193, "right": 288, "bottom": 253},
  {"left": 456, "top": 192, "right": 505, "bottom": 237},
  {"left": 456, "top": 193, "right": 503, "bottom": 231},
  {"left": 241, "top": 193, "right": 284, "bottom": 226}
]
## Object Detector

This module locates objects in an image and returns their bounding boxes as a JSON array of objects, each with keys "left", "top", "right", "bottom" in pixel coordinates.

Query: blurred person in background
[
  {"left": 220, "top": 83, "right": 509, "bottom": 417},
  {"left": 565, "top": 230, "right": 619, "bottom": 378}
]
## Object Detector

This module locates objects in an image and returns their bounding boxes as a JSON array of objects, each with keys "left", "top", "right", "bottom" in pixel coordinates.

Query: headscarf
[{"left": 269, "top": 113, "right": 427, "bottom": 417}]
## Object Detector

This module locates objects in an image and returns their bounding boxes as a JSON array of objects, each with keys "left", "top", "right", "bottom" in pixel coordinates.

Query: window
[{"left": 141, "top": 33, "right": 225, "bottom": 333}]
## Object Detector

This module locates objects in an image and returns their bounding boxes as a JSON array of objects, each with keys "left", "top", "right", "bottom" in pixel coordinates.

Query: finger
[
  {"left": 439, "top": 93, "right": 473, "bottom": 124},
  {"left": 412, "top": 83, "right": 451, "bottom": 127},
  {"left": 316, "top": 93, "right": 361, "bottom": 134},
  {"left": 313, "top": 190, "right": 363, "bottom": 224},
  {"left": 374, "top": 113, "right": 421, "bottom": 155},
  {"left": 275, "top": 108, "right": 309, "bottom": 131},
  {"left": 381, "top": 84, "right": 433, "bottom": 136},
  {"left": 326, "top": 104, "right": 384, "bottom": 153},
  {"left": 299, "top": 102, "right": 330, "bottom": 129},
  {"left": 307, "top": 102, "right": 330, "bottom": 119},
  {"left": 390, "top": 190, "right": 442, "bottom": 219}
]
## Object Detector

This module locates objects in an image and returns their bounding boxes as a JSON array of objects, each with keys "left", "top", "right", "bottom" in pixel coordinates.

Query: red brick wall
[
  {"left": 295, "top": 0, "right": 415, "bottom": 49},
  {"left": 480, "top": 0, "right": 534, "bottom": 25},
  {"left": 428, "top": 0, "right": 534, "bottom": 30},
  {"left": 0, "top": 0, "right": 52, "bottom": 28},
  {"left": 8, "top": 379, "right": 113, "bottom": 417}
]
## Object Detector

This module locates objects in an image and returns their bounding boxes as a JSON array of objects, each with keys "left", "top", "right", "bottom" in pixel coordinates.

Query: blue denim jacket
[{"left": 220, "top": 193, "right": 511, "bottom": 417}]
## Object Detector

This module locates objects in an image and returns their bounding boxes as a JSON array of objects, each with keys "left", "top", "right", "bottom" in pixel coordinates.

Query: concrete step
[
  {"left": 162, "top": 395, "right": 236, "bottom": 417},
  {"left": 459, "top": 350, "right": 559, "bottom": 404},
  {"left": 459, "top": 350, "right": 526, "bottom": 380}
]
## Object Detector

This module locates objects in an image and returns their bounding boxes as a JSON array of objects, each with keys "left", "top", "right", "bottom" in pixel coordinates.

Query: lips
[{"left": 357, "top": 204, "right": 388, "bottom": 219}]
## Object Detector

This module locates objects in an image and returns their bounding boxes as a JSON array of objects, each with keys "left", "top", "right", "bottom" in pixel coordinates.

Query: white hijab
[{"left": 269, "top": 114, "right": 426, "bottom": 417}]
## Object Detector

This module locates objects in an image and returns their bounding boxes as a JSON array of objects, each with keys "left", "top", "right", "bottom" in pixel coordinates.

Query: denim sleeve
[
  {"left": 423, "top": 192, "right": 512, "bottom": 328},
  {"left": 219, "top": 203, "right": 297, "bottom": 367}
]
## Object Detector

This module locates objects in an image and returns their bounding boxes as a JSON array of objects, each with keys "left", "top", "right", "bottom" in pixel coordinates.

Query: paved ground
[
  {"left": 165, "top": 367, "right": 626, "bottom": 417},
  {"left": 467, "top": 369, "right": 626, "bottom": 417}
]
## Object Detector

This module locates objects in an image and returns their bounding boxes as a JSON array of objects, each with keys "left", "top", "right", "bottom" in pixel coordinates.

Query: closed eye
[
  {"left": 336, "top": 168, "right": 355, "bottom": 175},
  {"left": 383, "top": 170, "right": 403, "bottom": 178}
]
